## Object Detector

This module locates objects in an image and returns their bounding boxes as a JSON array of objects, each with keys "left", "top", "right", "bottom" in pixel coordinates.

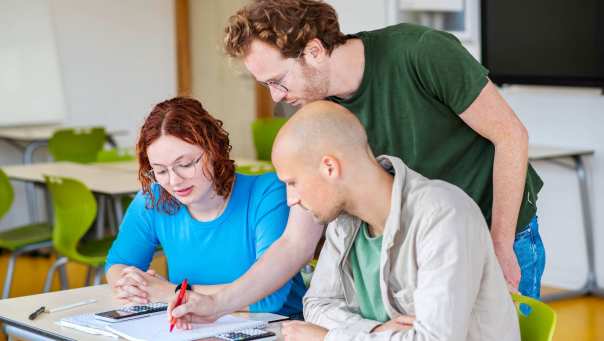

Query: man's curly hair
[{"left": 224, "top": 0, "right": 347, "bottom": 58}]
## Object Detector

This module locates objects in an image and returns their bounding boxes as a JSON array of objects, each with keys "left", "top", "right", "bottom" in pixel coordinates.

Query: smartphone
[
  {"left": 214, "top": 328, "right": 277, "bottom": 341},
  {"left": 94, "top": 302, "right": 168, "bottom": 322}
]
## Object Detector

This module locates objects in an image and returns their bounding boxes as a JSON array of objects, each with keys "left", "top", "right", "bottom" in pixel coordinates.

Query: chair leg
[
  {"left": 2, "top": 241, "right": 53, "bottom": 297},
  {"left": 85, "top": 266, "right": 93, "bottom": 286},
  {"left": 95, "top": 194, "right": 106, "bottom": 239},
  {"left": 106, "top": 196, "right": 117, "bottom": 235},
  {"left": 2, "top": 251, "right": 19, "bottom": 299},
  {"left": 59, "top": 262, "right": 69, "bottom": 290},
  {"left": 93, "top": 266, "right": 104, "bottom": 285},
  {"left": 43, "top": 256, "right": 68, "bottom": 292}
]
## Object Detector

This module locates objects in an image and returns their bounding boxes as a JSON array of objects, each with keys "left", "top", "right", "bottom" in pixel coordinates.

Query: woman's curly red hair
[{"left": 136, "top": 97, "right": 235, "bottom": 214}]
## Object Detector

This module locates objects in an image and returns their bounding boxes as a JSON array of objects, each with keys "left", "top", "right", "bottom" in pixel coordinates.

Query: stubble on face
[
  {"left": 296, "top": 62, "right": 330, "bottom": 105},
  {"left": 302, "top": 187, "right": 345, "bottom": 225},
  {"left": 315, "top": 200, "right": 344, "bottom": 225}
]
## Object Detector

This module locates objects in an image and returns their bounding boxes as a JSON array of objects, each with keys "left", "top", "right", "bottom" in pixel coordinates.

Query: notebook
[
  {"left": 56, "top": 313, "right": 117, "bottom": 338},
  {"left": 105, "top": 314, "right": 267, "bottom": 341}
]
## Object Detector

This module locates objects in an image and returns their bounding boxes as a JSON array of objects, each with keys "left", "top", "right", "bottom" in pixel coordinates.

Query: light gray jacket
[{"left": 303, "top": 155, "right": 520, "bottom": 341}]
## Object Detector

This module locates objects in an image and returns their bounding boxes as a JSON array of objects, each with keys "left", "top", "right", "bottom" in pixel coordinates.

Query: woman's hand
[{"left": 112, "top": 266, "right": 174, "bottom": 303}]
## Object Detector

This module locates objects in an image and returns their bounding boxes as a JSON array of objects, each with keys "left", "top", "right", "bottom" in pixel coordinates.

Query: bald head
[{"left": 273, "top": 101, "right": 370, "bottom": 165}]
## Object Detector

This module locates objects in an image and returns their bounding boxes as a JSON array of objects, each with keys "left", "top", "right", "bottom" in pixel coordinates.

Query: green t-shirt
[
  {"left": 349, "top": 222, "right": 389, "bottom": 322},
  {"left": 329, "top": 24, "right": 543, "bottom": 232}
]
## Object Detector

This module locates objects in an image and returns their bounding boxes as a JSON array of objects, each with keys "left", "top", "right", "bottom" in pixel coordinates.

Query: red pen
[{"left": 169, "top": 278, "right": 188, "bottom": 332}]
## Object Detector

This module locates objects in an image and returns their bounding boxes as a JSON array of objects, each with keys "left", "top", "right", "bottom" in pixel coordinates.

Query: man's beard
[{"left": 300, "top": 62, "right": 329, "bottom": 102}]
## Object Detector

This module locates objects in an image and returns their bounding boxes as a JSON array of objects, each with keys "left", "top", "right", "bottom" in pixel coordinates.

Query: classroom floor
[{"left": 0, "top": 253, "right": 603, "bottom": 341}]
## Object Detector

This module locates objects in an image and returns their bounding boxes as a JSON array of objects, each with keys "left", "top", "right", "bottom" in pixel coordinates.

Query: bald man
[{"left": 275, "top": 101, "right": 520, "bottom": 341}]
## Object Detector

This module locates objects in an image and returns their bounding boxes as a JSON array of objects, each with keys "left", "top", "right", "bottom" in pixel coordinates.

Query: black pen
[{"left": 29, "top": 306, "right": 46, "bottom": 320}]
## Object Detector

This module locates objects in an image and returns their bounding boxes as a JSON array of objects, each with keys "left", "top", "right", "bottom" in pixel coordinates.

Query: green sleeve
[{"left": 413, "top": 30, "right": 489, "bottom": 114}]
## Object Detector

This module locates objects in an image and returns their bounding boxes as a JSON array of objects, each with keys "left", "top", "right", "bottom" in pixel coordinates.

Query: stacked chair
[
  {"left": 512, "top": 293, "right": 557, "bottom": 341},
  {"left": 251, "top": 117, "right": 288, "bottom": 162},
  {"left": 0, "top": 170, "right": 52, "bottom": 298},
  {"left": 48, "top": 127, "right": 106, "bottom": 163},
  {"left": 43, "top": 176, "right": 115, "bottom": 290}
]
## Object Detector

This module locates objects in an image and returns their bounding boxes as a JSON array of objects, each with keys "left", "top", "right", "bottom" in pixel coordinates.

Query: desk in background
[
  {"left": 0, "top": 284, "right": 284, "bottom": 341},
  {"left": 1, "top": 158, "right": 273, "bottom": 235},
  {"left": 2, "top": 161, "right": 139, "bottom": 238},
  {"left": 0, "top": 125, "right": 128, "bottom": 163},
  {"left": 0, "top": 124, "right": 129, "bottom": 222},
  {"left": 528, "top": 145, "right": 602, "bottom": 300}
]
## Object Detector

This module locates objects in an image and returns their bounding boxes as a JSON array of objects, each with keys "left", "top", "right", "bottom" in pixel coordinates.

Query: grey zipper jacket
[{"left": 303, "top": 155, "right": 520, "bottom": 341}]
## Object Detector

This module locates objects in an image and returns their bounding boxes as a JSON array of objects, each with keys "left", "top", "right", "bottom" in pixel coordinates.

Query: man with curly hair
[{"left": 169, "top": 0, "right": 545, "bottom": 327}]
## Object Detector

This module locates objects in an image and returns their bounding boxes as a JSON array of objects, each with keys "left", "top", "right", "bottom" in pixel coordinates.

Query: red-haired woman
[{"left": 105, "top": 97, "right": 305, "bottom": 316}]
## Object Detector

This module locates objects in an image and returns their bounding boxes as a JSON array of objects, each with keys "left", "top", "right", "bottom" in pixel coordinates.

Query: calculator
[
  {"left": 94, "top": 302, "right": 168, "bottom": 322},
  {"left": 214, "top": 328, "right": 277, "bottom": 341}
]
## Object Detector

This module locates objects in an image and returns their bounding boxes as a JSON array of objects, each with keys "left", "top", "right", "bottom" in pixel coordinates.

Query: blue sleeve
[
  {"left": 248, "top": 173, "right": 293, "bottom": 312},
  {"left": 105, "top": 191, "right": 160, "bottom": 273}
]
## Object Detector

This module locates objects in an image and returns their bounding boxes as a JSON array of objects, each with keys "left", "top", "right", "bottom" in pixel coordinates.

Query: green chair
[
  {"left": 235, "top": 162, "right": 275, "bottom": 175},
  {"left": 300, "top": 259, "right": 319, "bottom": 288},
  {"left": 42, "top": 175, "right": 115, "bottom": 291},
  {"left": 251, "top": 117, "right": 288, "bottom": 161},
  {"left": 96, "top": 147, "right": 136, "bottom": 220},
  {"left": 96, "top": 147, "right": 135, "bottom": 163},
  {"left": 512, "top": 293, "right": 557, "bottom": 341},
  {"left": 0, "top": 169, "right": 53, "bottom": 298},
  {"left": 48, "top": 127, "right": 106, "bottom": 163}
]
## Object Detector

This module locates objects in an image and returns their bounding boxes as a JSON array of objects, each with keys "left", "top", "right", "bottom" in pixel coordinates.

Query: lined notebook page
[{"left": 105, "top": 314, "right": 266, "bottom": 341}]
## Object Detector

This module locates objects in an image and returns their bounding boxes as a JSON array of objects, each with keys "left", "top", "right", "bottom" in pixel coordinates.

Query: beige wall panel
[{"left": 190, "top": 0, "right": 255, "bottom": 159}]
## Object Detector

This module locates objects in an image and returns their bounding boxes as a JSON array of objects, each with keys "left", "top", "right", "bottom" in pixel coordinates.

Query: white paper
[
  {"left": 105, "top": 314, "right": 266, "bottom": 341},
  {"left": 56, "top": 313, "right": 118, "bottom": 338}
]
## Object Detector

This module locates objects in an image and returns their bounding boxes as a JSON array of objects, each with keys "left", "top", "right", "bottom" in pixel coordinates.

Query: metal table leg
[
  {"left": 95, "top": 194, "right": 106, "bottom": 239},
  {"left": 113, "top": 195, "right": 124, "bottom": 225},
  {"left": 542, "top": 155, "right": 604, "bottom": 301},
  {"left": 22, "top": 141, "right": 48, "bottom": 223}
]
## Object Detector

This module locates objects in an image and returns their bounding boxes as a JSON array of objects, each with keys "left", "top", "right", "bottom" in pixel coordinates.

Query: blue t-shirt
[{"left": 105, "top": 172, "right": 305, "bottom": 315}]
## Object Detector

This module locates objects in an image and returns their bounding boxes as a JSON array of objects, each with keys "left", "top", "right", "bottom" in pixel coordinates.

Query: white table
[
  {"left": 1, "top": 161, "right": 139, "bottom": 237},
  {"left": 0, "top": 124, "right": 129, "bottom": 222},
  {"left": 528, "top": 145, "right": 602, "bottom": 300},
  {"left": 0, "top": 124, "right": 128, "bottom": 163},
  {"left": 0, "top": 285, "right": 284, "bottom": 341},
  {"left": 1, "top": 158, "right": 274, "bottom": 235}
]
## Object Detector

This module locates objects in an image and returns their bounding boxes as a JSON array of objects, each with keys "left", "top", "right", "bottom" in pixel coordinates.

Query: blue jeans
[{"left": 513, "top": 216, "right": 546, "bottom": 299}]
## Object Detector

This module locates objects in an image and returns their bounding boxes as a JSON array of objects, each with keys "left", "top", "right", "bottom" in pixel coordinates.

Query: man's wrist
[{"left": 490, "top": 227, "right": 515, "bottom": 248}]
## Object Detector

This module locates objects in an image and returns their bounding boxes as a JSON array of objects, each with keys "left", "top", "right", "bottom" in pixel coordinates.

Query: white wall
[
  {"left": 49, "top": 0, "right": 177, "bottom": 147},
  {"left": 0, "top": 0, "right": 176, "bottom": 230},
  {"left": 0, "top": 1, "right": 65, "bottom": 125},
  {"left": 501, "top": 86, "right": 604, "bottom": 289},
  {"left": 326, "top": 0, "right": 398, "bottom": 34}
]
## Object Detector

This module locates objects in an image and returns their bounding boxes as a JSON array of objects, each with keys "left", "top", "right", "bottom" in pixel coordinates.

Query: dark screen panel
[{"left": 481, "top": 0, "right": 604, "bottom": 87}]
